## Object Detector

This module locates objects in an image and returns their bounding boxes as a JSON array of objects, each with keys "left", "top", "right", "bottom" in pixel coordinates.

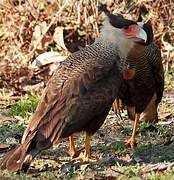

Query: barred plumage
[
  {"left": 0, "top": 12, "right": 150, "bottom": 172},
  {"left": 113, "top": 41, "right": 164, "bottom": 147}
]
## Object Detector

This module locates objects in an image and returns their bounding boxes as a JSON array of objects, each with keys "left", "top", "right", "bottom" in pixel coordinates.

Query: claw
[
  {"left": 125, "top": 137, "right": 137, "bottom": 149},
  {"left": 72, "top": 152, "right": 96, "bottom": 162},
  {"left": 69, "top": 135, "right": 79, "bottom": 158},
  {"left": 112, "top": 98, "right": 123, "bottom": 120}
]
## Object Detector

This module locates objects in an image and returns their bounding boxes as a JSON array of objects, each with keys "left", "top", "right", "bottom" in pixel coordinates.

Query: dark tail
[
  {"left": 0, "top": 141, "right": 37, "bottom": 173},
  {"left": 0, "top": 133, "right": 39, "bottom": 173}
]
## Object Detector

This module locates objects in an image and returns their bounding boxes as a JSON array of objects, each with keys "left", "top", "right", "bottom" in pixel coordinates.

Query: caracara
[
  {"left": 0, "top": 11, "right": 149, "bottom": 172},
  {"left": 112, "top": 21, "right": 164, "bottom": 148}
]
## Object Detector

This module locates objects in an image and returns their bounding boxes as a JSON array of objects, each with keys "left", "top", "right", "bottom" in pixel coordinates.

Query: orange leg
[
  {"left": 69, "top": 135, "right": 78, "bottom": 158},
  {"left": 112, "top": 98, "right": 120, "bottom": 114},
  {"left": 81, "top": 132, "right": 91, "bottom": 162},
  {"left": 72, "top": 133, "right": 96, "bottom": 162},
  {"left": 126, "top": 113, "right": 140, "bottom": 148},
  {"left": 112, "top": 98, "right": 123, "bottom": 119}
]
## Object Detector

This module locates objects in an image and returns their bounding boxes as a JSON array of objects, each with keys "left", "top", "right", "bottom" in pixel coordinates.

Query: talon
[
  {"left": 125, "top": 137, "right": 137, "bottom": 148},
  {"left": 112, "top": 98, "right": 123, "bottom": 119},
  {"left": 72, "top": 152, "right": 96, "bottom": 162}
]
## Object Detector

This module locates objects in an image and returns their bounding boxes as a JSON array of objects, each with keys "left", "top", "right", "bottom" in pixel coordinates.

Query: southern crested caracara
[
  {"left": 112, "top": 21, "right": 164, "bottom": 148},
  {"left": 0, "top": 11, "right": 149, "bottom": 172}
]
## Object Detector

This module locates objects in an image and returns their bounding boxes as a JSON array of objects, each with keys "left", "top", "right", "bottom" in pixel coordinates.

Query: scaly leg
[
  {"left": 112, "top": 98, "right": 119, "bottom": 113},
  {"left": 112, "top": 98, "right": 123, "bottom": 119},
  {"left": 69, "top": 135, "right": 79, "bottom": 158},
  {"left": 82, "top": 132, "right": 91, "bottom": 162},
  {"left": 126, "top": 113, "right": 140, "bottom": 148},
  {"left": 72, "top": 132, "right": 96, "bottom": 162}
]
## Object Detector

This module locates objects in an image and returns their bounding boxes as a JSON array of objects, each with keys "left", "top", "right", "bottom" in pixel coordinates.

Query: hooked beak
[
  {"left": 123, "top": 23, "right": 147, "bottom": 43},
  {"left": 135, "top": 26, "right": 147, "bottom": 43}
]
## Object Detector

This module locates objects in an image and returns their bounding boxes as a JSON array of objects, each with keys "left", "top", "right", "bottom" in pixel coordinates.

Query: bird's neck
[
  {"left": 97, "top": 19, "right": 135, "bottom": 59},
  {"left": 129, "top": 43, "right": 146, "bottom": 57}
]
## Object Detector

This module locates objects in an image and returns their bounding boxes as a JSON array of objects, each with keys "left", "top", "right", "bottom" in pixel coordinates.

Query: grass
[
  {"left": 65, "top": 172, "right": 78, "bottom": 179},
  {"left": 0, "top": 123, "right": 24, "bottom": 143},
  {"left": 10, "top": 93, "right": 40, "bottom": 119},
  {"left": 164, "top": 71, "right": 174, "bottom": 92},
  {"left": 135, "top": 142, "right": 174, "bottom": 163},
  {"left": 0, "top": 93, "right": 40, "bottom": 145},
  {"left": 145, "top": 171, "right": 174, "bottom": 180},
  {"left": 0, "top": 75, "right": 173, "bottom": 179},
  {"left": 121, "top": 126, "right": 132, "bottom": 136},
  {"left": 111, "top": 142, "right": 127, "bottom": 154},
  {"left": 0, "top": 170, "right": 31, "bottom": 180}
]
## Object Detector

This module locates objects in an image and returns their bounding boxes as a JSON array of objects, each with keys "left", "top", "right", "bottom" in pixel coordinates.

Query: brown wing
[
  {"left": 147, "top": 43, "right": 164, "bottom": 104},
  {"left": 22, "top": 45, "right": 121, "bottom": 148}
]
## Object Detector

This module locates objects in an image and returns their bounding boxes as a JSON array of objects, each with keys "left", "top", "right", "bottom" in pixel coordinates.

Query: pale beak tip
[{"left": 137, "top": 28, "right": 147, "bottom": 42}]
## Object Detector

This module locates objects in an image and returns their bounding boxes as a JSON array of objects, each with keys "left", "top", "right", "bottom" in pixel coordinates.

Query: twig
[
  {"left": 0, "top": 95, "right": 21, "bottom": 101},
  {"left": 28, "top": 0, "right": 70, "bottom": 60},
  {"left": 110, "top": 167, "right": 127, "bottom": 176}
]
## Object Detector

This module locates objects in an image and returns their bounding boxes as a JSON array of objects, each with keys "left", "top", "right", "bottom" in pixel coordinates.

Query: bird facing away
[
  {"left": 112, "top": 22, "right": 164, "bottom": 148},
  {"left": 0, "top": 13, "right": 148, "bottom": 173}
]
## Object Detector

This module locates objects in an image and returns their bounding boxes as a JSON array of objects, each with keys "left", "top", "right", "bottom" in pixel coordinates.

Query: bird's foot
[
  {"left": 72, "top": 152, "right": 96, "bottom": 162},
  {"left": 69, "top": 149, "right": 80, "bottom": 159},
  {"left": 112, "top": 99, "right": 123, "bottom": 120},
  {"left": 113, "top": 107, "right": 123, "bottom": 120},
  {"left": 125, "top": 137, "right": 137, "bottom": 148},
  {"left": 69, "top": 135, "right": 79, "bottom": 159}
]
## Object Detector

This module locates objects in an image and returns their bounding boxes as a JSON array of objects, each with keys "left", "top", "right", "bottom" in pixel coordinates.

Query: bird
[
  {"left": 68, "top": 19, "right": 157, "bottom": 159},
  {"left": 112, "top": 21, "right": 164, "bottom": 148},
  {"left": 0, "top": 11, "right": 148, "bottom": 173}
]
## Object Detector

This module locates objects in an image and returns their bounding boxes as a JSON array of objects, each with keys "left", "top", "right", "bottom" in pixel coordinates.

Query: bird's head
[
  {"left": 99, "top": 6, "right": 151, "bottom": 58},
  {"left": 121, "top": 20, "right": 154, "bottom": 80},
  {"left": 105, "top": 13, "right": 148, "bottom": 44}
]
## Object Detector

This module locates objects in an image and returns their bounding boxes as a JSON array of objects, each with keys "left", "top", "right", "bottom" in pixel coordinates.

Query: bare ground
[{"left": 0, "top": 93, "right": 174, "bottom": 179}]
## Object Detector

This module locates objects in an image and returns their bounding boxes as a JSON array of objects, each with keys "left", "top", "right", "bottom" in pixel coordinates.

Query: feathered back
[
  {"left": 0, "top": 11, "right": 148, "bottom": 172},
  {"left": 119, "top": 42, "right": 164, "bottom": 122}
]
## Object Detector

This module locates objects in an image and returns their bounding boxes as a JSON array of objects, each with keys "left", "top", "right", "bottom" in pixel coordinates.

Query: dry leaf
[
  {"left": 158, "top": 112, "right": 172, "bottom": 120},
  {"left": 31, "top": 51, "right": 67, "bottom": 68},
  {"left": 53, "top": 26, "right": 67, "bottom": 50},
  {"left": 0, "top": 144, "right": 10, "bottom": 150}
]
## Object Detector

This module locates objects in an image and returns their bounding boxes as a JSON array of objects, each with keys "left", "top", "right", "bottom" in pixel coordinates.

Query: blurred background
[
  {"left": 0, "top": 0, "right": 173, "bottom": 98},
  {"left": 0, "top": 1, "right": 174, "bottom": 178}
]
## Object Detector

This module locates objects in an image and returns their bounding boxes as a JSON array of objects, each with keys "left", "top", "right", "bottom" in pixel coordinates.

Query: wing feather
[
  {"left": 22, "top": 45, "right": 121, "bottom": 148},
  {"left": 147, "top": 43, "right": 164, "bottom": 103}
]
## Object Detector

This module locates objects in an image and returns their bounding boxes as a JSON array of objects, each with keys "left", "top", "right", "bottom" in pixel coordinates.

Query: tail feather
[
  {"left": 0, "top": 145, "right": 24, "bottom": 172},
  {"left": 140, "top": 93, "right": 158, "bottom": 123},
  {"left": 0, "top": 132, "right": 38, "bottom": 172}
]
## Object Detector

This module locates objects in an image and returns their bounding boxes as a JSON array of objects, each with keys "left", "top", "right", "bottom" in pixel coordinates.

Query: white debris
[{"left": 31, "top": 51, "right": 67, "bottom": 68}]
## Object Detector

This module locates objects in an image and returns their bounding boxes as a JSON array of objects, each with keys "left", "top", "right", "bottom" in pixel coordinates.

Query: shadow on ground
[{"left": 134, "top": 141, "right": 174, "bottom": 163}]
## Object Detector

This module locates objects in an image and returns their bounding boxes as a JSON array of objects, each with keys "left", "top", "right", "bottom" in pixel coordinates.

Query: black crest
[
  {"left": 99, "top": 4, "right": 136, "bottom": 29},
  {"left": 143, "top": 20, "right": 154, "bottom": 45}
]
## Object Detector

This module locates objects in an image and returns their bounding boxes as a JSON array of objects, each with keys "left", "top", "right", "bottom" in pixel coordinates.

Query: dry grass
[
  {"left": 0, "top": 0, "right": 173, "bottom": 98},
  {"left": 0, "top": 1, "right": 173, "bottom": 178}
]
